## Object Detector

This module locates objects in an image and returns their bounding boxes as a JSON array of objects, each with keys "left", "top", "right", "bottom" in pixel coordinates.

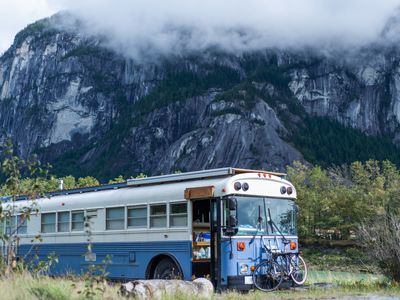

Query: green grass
[
  {"left": 221, "top": 271, "right": 399, "bottom": 300},
  {"left": 307, "top": 270, "right": 385, "bottom": 285},
  {"left": 0, "top": 270, "right": 400, "bottom": 300},
  {"left": 301, "top": 246, "right": 377, "bottom": 273},
  {"left": 0, "top": 273, "right": 120, "bottom": 300},
  {"left": 0, "top": 270, "right": 398, "bottom": 300}
]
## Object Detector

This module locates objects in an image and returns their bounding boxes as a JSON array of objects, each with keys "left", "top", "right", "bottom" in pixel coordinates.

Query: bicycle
[{"left": 252, "top": 237, "right": 308, "bottom": 292}]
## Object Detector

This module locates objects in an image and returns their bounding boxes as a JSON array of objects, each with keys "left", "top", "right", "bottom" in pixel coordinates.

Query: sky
[
  {"left": 1, "top": 0, "right": 400, "bottom": 58},
  {"left": 0, "top": 0, "right": 64, "bottom": 53}
]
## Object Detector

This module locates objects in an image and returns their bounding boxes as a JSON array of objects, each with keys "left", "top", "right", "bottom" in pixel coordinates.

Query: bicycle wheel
[
  {"left": 252, "top": 260, "right": 284, "bottom": 292},
  {"left": 290, "top": 254, "right": 308, "bottom": 285}
]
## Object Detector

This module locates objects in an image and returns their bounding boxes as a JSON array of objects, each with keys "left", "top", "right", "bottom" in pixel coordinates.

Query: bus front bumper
[{"left": 227, "top": 275, "right": 254, "bottom": 291}]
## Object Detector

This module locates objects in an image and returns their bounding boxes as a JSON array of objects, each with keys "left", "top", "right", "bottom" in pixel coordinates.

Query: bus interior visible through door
[{"left": 191, "top": 199, "right": 217, "bottom": 283}]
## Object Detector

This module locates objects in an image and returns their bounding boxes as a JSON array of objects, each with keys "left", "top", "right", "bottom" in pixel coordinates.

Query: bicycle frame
[
  {"left": 260, "top": 236, "right": 290, "bottom": 272},
  {"left": 255, "top": 235, "right": 307, "bottom": 288}
]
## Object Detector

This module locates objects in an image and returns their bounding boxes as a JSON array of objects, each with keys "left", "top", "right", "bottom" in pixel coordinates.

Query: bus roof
[
  {"left": 1, "top": 167, "right": 286, "bottom": 202},
  {"left": 126, "top": 167, "right": 286, "bottom": 187}
]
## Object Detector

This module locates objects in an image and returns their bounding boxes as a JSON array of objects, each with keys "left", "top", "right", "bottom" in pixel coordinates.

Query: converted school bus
[{"left": 2, "top": 167, "right": 298, "bottom": 291}]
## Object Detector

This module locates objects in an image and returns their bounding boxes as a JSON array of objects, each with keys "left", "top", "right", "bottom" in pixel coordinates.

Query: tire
[
  {"left": 252, "top": 260, "right": 283, "bottom": 292},
  {"left": 153, "top": 258, "right": 182, "bottom": 279},
  {"left": 290, "top": 255, "right": 307, "bottom": 285}
]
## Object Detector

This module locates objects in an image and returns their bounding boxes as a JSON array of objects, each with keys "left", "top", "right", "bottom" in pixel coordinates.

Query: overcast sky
[
  {"left": 1, "top": 0, "right": 400, "bottom": 58},
  {"left": 0, "top": 0, "right": 66, "bottom": 53}
]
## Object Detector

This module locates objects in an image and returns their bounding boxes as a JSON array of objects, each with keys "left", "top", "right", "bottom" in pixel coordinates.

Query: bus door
[
  {"left": 191, "top": 198, "right": 213, "bottom": 278},
  {"left": 185, "top": 186, "right": 218, "bottom": 285}
]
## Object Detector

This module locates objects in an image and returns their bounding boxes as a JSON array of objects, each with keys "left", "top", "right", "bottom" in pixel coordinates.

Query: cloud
[
  {"left": 55, "top": 0, "right": 400, "bottom": 60},
  {"left": 2, "top": 0, "right": 400, "bottom": 59},
  {"left": 0, "top": 0, "right": 66, "bottom": 54}
]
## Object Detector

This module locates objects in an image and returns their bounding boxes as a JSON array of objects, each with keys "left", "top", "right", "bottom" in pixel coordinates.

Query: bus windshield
[{"left": 234, "top": 196, "right": 297, "bottom": 236}]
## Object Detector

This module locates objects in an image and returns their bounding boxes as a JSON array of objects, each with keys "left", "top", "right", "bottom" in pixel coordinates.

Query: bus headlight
[
  {"left": 242, "top": 182, "right": 249, "bottom": 191},
  {"left": 287, "top": 186, "right": 293, "bottom": 195},
  {"left": 240, "top": 264, "right": 249, "bottom": 274},
  {"left": 280, "top": 186, "right": 287, "bottom": 194},
  {"left": 234, "top": 182, "right": 242, "bottom": 191}
]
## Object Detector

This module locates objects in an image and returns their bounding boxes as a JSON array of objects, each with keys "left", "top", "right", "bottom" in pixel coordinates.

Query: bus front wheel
[{"left": 153, "top": 258, "right": 182, "bottom": 279}]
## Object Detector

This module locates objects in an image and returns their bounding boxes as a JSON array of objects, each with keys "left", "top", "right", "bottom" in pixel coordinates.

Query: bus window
[
  {"left": 58, "top": 211, "right": 70, "bottom": 232},
  {"left": 71, "top": 211, "right": 84, "bottom": 231},
  {"left": 17, "top": 215, "right": 27, "bottom": 234},
  {"left": 127, "top": 206, "right": 147, "bottom": 228},
  {"left": 106, "top": 207, "right": 125, "bottom": 230},
  {"left": 150, "top": 204, "right": 167, "bottom": 228},
  {"left": 41, "top": 213, "right": 56, "bottom": 233},
  {"left": 170, "top": 202, "right": 188, "bottom": 227}
]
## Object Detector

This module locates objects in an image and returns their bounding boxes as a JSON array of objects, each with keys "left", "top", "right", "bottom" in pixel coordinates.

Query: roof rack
[
  {"left": 1, "top": 182, "right": 128, "bottom": 202},
  {"left": 47, "top": 181, "right": 127, "bottom": 197},
  {"left": 127, "top": 167, "right": 286, "bottom": 187},
  {"left": 3, "top": 167, "right": 285, "bottom": 202}
]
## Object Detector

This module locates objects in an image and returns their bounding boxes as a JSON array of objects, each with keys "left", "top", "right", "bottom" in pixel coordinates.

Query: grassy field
[
  {"left": 0, "top": 246, "right": 398, "bottom": 300},
  {"left": 0, "top": 270, "right": 398, "bottom": 300},
  {"left": 301, "top": 244, "right": 377, "bottom": 273}
]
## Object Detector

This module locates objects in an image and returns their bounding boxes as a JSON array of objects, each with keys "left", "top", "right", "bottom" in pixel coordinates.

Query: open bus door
[{"left": 185, "top": 186, "right": 219, "bottom": 288}]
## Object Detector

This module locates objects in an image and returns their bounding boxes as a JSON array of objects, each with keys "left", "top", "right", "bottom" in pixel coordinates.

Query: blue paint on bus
[
  {"left": 19, "top": 240, "right": 192, "bottom": 280},
  {"left": 219, "top": 237, "right": 298, "bottom": 286}
]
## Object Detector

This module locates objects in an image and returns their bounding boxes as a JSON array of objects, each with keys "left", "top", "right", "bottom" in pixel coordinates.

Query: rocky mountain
[{"left": 0, "top": 14, "right": 399, "bottom": 180}]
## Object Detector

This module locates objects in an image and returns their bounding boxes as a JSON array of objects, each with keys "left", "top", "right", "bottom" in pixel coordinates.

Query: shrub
[{"left": 358, "top": 212, "right": 400, "bottom": 281}]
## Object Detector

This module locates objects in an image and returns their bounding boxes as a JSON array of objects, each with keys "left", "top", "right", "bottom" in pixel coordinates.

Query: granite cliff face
[{"left": 0, "top": 15, "right": 399, "bottom": 180}]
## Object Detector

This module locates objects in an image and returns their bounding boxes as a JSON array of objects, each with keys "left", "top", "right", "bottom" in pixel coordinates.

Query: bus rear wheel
[{"left": 153, "top": 258, "right": 182, "bottom": 279}]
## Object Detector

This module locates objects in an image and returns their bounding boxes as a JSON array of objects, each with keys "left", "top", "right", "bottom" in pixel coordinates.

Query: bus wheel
[{"left": 153, "top": 258, "right": 182, "bottom": 279}]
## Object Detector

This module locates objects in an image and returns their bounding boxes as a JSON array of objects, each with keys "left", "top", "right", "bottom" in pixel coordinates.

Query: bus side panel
[{"left": 19, "top": 240, "right": 192, "bottom": 280}]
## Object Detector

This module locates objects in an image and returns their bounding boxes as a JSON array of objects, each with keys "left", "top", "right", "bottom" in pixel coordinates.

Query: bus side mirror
[
  {"left": 228, "top": 215, "right": 238, "bottom": 227},
  {"left": 224, "top": 215, "right": 238, "bottom": 236},
  {"left": 228, "top": 197, "right": 237, "bottom": 211},
  {"left": 223, "top": 197, "right": 238, "bottom": 236}
]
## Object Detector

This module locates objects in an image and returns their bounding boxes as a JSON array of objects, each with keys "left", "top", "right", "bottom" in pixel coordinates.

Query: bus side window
[
  {"left": 170, "top": 202, "right": 188, "bottom": 227},
  {"left": 41, "top": 213, "right": 56, "bottom": 233},
  {"left": 106, "top": 207, "right": 125, "bottom": 230},
  {"left": 150, "top": 204, "right": 167, "bottom": 228},
  {"left": 127, "top": 206, "right": 147, "bottom": 228},
  {"left": 17, "top": 215, "right": 27, "bottom": 234},
  {"left": 58, "top": 211, "right": 70, "bottom": 232},
  {"left": 71, "top": 211, "right": 84, "bottom": 231}
]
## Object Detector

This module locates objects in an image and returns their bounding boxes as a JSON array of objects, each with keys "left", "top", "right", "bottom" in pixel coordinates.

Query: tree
[
  {"left": 77, "top": 176, "right": 100, "bottom": 188},
  {"left": 108, "top": 175, "right": 125, "bottom": 184},
  {"left": 0, "top": 141, "right": 49, "bottom": 273},
  {"left": 359, "top": 212, "right": 400, "bottom": 281},
  {"left": 287, "top": 160, "right": 400, "bottom": 240},
  {"left": 61, "top": 175, "right": 77, "bottom": 190}
]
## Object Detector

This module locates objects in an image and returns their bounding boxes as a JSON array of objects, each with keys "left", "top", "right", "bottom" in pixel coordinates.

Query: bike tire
[
  {"left": 290, "top": 254, "right": 308, "bottom": 285},
  {"left": 252, "top": 260, "right": 284, "bottom": 292}
]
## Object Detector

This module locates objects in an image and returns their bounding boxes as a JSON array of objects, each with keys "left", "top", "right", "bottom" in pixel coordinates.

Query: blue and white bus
[{"left": 5, "top": 167, "right": 298, "bottom": 291}]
